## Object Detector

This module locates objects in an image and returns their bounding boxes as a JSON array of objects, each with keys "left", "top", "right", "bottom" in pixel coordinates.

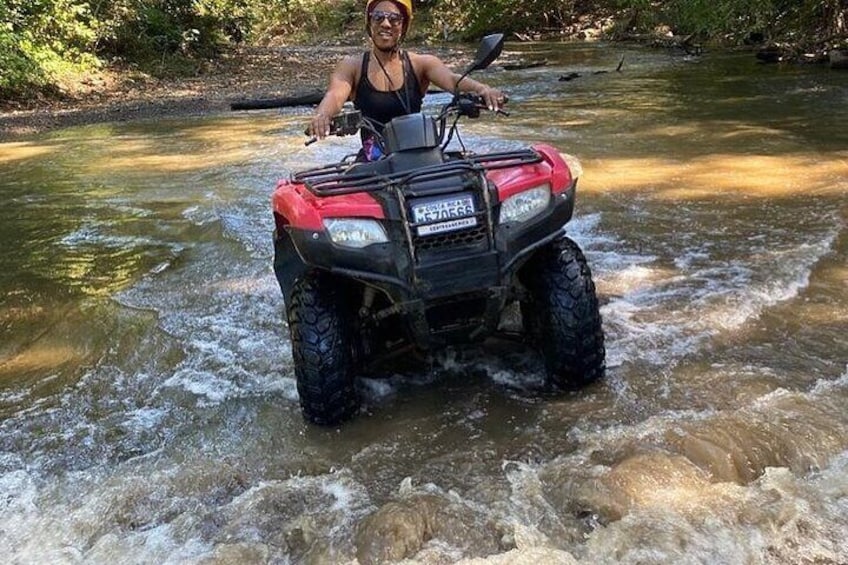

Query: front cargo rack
[{"left": 292, "top": 149, "right": 543, "bottom": 196}]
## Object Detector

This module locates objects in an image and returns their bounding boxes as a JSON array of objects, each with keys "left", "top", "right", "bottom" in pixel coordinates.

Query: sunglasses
[{"left": 369, "top": 10, "right": 404, "bottom": 26}]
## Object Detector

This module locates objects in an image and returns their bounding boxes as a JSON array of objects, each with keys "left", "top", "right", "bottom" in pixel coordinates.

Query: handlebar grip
[{"left": 303, "top": 125, "right": 317, "bottom": 146}]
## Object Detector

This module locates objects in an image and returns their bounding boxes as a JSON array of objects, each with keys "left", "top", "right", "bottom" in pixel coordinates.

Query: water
[{"left": 1, "top": 42, "right": 847, "bottom": 564}]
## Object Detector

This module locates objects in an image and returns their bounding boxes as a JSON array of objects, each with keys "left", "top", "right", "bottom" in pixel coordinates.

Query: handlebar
[
  {"left": 455, "top": 93, "right": 510, "bottom": 117},
  {"left": 304, "top": 93, "right": 509, "bottom": 146},
  {"left": 304, "top": 111, "right": 364, "bottom": 145}
]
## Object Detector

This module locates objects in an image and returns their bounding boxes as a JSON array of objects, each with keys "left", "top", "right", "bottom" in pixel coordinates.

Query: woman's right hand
[{"left": 309, "top": 113, "right": 331, "bottom": 139}]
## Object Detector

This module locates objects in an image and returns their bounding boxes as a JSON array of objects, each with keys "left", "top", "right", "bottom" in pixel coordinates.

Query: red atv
[{"left": 272, "top": 34, "right": 605, "bottom": 425}]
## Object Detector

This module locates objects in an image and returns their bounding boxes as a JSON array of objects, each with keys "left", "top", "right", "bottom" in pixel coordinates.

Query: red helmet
[{"left": 366, "top": 0, "right": 413, "bottom": 37}]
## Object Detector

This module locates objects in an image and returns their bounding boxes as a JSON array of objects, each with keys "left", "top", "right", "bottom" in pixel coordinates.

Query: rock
[
  {"left": 744, "top": 32, "right": 765, "bottom": 45},
  {"left": 558, "top": 72, "right": 581, "bottom": 82},
  {"left": 830, "top": 48, "right": 848, "bottom": 70},
  {"left": 756, "top": 45, "right": 790, "bottom": 64},
  {"left": 355, "top": 493, "right": 500, "bottom": 564},
  {"left": 355, "top": 497, "right": 436, "bottom": 564}
]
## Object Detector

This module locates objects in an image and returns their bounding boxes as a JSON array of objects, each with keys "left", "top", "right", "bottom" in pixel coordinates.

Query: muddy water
[{"left": 1, "top": 43, "right": 847, "bottom": 564}]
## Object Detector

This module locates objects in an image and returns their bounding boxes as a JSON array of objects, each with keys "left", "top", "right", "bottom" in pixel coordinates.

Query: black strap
[{"left": 371, "top": 50, "right": 411, "bottom": 115}]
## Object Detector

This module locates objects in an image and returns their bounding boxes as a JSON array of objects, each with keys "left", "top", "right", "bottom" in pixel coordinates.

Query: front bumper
[{"left": 277, "top": 184, "right": 575, "bottom": 303}]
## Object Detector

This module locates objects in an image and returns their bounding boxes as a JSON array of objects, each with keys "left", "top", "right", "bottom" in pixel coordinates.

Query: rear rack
[{"left": 292, "top": 149, "right": 543, "bottom": 196}]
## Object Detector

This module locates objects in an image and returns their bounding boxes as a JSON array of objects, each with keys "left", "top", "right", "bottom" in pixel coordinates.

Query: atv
[{"left": 272, "top": 34, "right": 605, "bottom": 425}]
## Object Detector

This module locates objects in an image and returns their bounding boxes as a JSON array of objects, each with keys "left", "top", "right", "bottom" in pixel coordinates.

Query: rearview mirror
[
  {"left": 453, "top": 33, "right": 505, "bottom": 95},
  {"left": 467, "top": 33, "right": 505, "bottom": 73}
]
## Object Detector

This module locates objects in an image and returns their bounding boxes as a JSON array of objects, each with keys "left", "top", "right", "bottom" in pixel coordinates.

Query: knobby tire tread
[
  {"left": 524, "top": 236, "right": 606, "bottom": 390},
  {"left": 288, "top": 275, "right": 359, "bottom": 425}
]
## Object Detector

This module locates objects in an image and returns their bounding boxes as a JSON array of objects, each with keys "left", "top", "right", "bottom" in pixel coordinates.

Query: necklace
[{"left": 372, "top": 49, "right": 411, "bottom": 115}]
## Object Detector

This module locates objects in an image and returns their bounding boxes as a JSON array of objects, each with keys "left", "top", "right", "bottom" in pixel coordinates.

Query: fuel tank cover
[{"left": 383, "top": 113, "right": 439, "bottom": 153}]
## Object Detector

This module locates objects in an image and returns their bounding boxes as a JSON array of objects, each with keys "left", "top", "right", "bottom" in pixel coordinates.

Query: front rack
[{"left": 292, "top": 149, "right": 543, "bottom": 197}]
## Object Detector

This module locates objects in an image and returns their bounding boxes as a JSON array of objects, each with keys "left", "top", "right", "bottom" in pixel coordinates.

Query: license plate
[{"left": 411, "top": 194, "right": 477, "bottom": 236}]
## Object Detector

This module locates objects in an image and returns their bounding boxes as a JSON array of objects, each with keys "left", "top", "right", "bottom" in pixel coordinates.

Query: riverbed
[{"left": 1, "top": 42, "right": 847, "bottom": 563}]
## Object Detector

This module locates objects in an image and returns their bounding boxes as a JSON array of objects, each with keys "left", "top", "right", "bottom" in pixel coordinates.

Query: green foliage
[
  {"left": 0, "top": 3, "right": 37, "bottom": 96},
  {"left": 250, "top": 0, "right": 360, "bottom": 43},
  {"left": 1, "top": 0, "right": 845, "bottom": 102},
  {"left": 659, "top": 0, "right": 774, "bottom": 38},
  {"left": 1, "top": 0, "right": 258, "bottom": 98},
  {"left": 0, "top": 0, "right": 100, "bottom": 98},
  {"left": 430, "top": 0, "right": 579, "bottom": 40},
  {"left": 610, "top": 0, "right": 847, "bottom": 44},
  {"left": 102, "top": 0, "right": 246, "bottom": 62}
]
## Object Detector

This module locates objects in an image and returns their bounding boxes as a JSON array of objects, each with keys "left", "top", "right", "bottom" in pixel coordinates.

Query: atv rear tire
[
  {"left": 287, "top": 274, "right": 359, "bottom": 425},
  {"left": 521, "top": 236, "right": 605, "bottom": 390}
]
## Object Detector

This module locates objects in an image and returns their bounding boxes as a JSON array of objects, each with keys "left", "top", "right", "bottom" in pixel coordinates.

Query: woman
[{"left": 307, "top": 0, "right": 506, "bottom": 158}]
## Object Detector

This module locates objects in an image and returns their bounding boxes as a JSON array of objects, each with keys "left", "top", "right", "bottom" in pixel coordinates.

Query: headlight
[
  {"left": 323, "top": 218, "right": 388, "bottom": 248},
  {"left": 499, "top": 184, "right": 551, "bottom": 224}
]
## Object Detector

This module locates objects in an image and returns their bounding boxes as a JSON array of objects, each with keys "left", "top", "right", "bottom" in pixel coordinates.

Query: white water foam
[
  {"left": 586, "top": 216, "right": 839, "bottom": 371},
  {"left": 60, "top": 222, "right": 160, "bottom": 249}
]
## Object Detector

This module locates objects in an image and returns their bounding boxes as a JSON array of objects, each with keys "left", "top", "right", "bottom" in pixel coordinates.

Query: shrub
[
  {"left": 0, "top": 0, "right": 100, "bottom": 98},
  {"left": 250, "top": 0, "right": 361, "bottom": 44}
]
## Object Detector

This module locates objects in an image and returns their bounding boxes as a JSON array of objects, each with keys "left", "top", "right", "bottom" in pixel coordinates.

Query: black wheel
[
  {"left": 521, "top": 236, "right": 605, "bottom": 390},
  {"left": 287, "top": 274, "right": 360, "bottom": 425}
]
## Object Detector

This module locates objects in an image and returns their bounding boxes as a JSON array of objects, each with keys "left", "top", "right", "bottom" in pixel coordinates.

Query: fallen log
[{"left": 230, "top": 91, "right": 322, "bottom": 110}]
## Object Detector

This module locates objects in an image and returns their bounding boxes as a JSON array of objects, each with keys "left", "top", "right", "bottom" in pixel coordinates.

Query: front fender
[
  {"left": 273, "top": 229, "right": 308, "bottom": 304},
  {"left": 272, "top": 179, "right": 386, "bottom": 231}
]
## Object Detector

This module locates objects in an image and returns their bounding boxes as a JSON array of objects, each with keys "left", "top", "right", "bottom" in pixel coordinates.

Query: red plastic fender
[
  {"left": 486, "top": 143, "right": 574, "bottom": 202},
  {"left": 272, "top": 179, "right": 386, "bottom": 231},
  {"left": 273, "top": 144, "right": 574, "bottom": 231}
]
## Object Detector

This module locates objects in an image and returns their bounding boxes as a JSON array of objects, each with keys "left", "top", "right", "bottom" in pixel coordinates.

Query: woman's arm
[
  {"left": 308, "top": 56, "right": 358, "bottom": 139},
  {"left": 414, "top": 53, "right": 506, "bottom": 111}
]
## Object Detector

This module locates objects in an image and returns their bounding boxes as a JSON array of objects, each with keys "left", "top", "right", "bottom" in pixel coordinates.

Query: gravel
[{"left": 0, "top": 46, "right": 342, "bottom": 141}]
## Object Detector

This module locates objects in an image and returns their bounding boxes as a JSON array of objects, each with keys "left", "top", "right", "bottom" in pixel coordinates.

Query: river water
[{"left": 1, "top": 42, "right": 847, "bottom": 564}]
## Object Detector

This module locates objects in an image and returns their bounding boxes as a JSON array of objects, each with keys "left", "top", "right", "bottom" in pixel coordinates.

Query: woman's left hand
[{"left": 478, "top": 86, "right": 507, "bottom": 112}]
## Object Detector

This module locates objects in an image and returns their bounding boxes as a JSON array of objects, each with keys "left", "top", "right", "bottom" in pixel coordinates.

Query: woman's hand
[
  {"left": 308, "top": 113, "right": 331, "bottom": 139},
  {"left": 477, "top": 85, "right": 507, "bottom": 112}
]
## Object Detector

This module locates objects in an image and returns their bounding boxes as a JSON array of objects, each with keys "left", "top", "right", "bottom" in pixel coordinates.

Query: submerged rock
[
  {"left": 355, "top": 493, "right": 500, "bottom": 564},
  {"left": 830, "top": 49, "right": 848, "bottom": 69}
]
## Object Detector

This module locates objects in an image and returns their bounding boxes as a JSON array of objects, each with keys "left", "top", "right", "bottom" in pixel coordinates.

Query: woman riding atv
[
  {"left": 278, "top": 28, "right": 605, "bottom": 426},
  {"left": 307, "top": 0, "right": 507, "bottom": 160}
]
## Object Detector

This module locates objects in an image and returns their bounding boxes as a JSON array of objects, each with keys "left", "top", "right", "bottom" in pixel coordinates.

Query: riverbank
[
  {"left": 3, "top": 38, "right": 841, "bottom": 142},
  {"left": 0, "top": 43, "right": 491, "bottom": 142},
  {"left": 0, "top": 46, "right": 344, "bottom": 141}
]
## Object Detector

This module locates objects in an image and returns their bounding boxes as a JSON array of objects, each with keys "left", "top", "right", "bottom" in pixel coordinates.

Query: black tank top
[{"left": 354, "top": 51, "right": 424, "bottom": 136}]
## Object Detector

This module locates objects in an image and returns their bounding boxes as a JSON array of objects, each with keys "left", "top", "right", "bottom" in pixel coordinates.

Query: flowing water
[{"left": 1, "top": 42, "right": 847, "bottom": 564}]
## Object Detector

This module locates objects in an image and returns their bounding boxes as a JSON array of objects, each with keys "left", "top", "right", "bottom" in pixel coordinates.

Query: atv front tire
[
  {"left": 287, "top": 274, "right": 359, "bottom": 425},
  {"left": 521, "top": 236, "right": 605, "bottom": 390}
]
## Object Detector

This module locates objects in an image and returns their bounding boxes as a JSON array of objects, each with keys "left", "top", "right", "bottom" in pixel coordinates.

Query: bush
[
  {"left": 0, "top": 27, "right": 48, "bottom": 98},
  {"left": 609, "top": 0, "right": 847, "bottom": 45},
  {"left": 431, "top": 0, "right": 562, "bottom": 40},
  {"left": 102, "top": 0, "right": 246, "bottom": 63},
  {"left": 0, "top": 0, "right": 100, "bottom": 98},
  {"left": 250, "top": 0, "right": 360, "bottom": 44}
]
